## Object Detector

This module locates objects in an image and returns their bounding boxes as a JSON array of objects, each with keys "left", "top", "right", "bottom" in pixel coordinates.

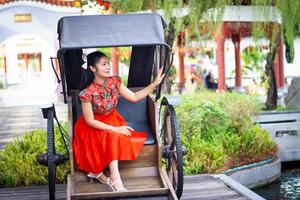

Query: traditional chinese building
[
  {"left": 0, "top": 0, "right": 81, "bottom": 85},
  {"left": 214, "top": 6, "right": 284, "bottom": 91},
  {"left": 175, "top": 6, "right": 287, "bottom": 93}
]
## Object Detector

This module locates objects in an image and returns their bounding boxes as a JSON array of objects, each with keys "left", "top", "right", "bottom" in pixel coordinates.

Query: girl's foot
[
  {"left": 87, "top": 172, "right": 111, "bottom": 185},
  {"left": 110, "top": 178, "right": 127, "bottom": 192}
]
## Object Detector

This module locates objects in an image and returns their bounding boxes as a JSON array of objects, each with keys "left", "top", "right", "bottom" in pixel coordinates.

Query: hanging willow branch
[
  {"left": 81, "top": 0, "right": 299, "bottom": 49},
  {"left": 81, "top": 0, "right": 300, "bottom": 110}
]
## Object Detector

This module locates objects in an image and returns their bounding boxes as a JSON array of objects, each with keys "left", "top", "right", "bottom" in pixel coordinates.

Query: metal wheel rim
[
  {"left": 47, "top": 110, "right": 56, "bottom": 200},
  {"left": 163, "top": 106, "right": 184, "bottom": 199}
]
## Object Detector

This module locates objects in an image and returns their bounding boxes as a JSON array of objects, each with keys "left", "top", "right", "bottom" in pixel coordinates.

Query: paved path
[
  {"left": 0, "top": 71, "right": 59, "bottom": 107},
  {"left": 0, "top": 104, "right": 67, "bottom": 149},
  {"left": 0, "top": 71, "right": 67, "bottom": 149}
]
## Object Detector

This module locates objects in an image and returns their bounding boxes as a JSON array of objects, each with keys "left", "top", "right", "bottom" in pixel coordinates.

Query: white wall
[
  {"left": 284, "top": 38, "right": 300, "bottom": 78},
  {"left": 5, "top": 41, "right": 19, "bottom": 84},
  {"left": 0, "top": 3, "right": 80, "bottom": 84},
  {"left": 0, "top": 2, "right": 80, "bottom": 45}
]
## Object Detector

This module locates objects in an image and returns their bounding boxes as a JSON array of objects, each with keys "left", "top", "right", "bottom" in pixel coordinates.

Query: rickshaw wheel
[
  {"left": 47, "top": 109, "right": 56, "bottom": 200},
  {"left": 162, "top": 105, "right": 183, "bottom": 199}
]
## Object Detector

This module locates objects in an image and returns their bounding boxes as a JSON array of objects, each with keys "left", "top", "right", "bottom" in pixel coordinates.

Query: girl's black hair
[{"left": 79, "top": 51, "right": 107, "bottom": 91}]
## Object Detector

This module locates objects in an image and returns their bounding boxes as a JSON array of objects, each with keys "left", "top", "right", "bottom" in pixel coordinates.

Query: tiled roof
[{"left": 0, "top": 0, "right": 76, "bottom": 7}]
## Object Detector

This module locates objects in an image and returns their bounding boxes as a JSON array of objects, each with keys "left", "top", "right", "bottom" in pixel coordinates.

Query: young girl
[{"left": 73, "top": 51, "right": 164, "bottom": 192}]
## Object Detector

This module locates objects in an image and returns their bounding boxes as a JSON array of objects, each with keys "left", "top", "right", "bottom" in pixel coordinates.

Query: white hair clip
[{"left": 81, "top": 53, "right": 87, "bottom": 70}]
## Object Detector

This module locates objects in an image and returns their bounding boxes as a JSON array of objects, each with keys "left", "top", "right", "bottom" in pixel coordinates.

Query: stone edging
[
  {"left": 213, "top": 174, "right": 265, "bottom": 200},
  {"left": 225, "top": 157, "right": 281, "bottom": 189}
]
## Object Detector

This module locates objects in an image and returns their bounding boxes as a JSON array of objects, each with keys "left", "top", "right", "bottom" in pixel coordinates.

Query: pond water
[{"left": 253, "top": 162, "right": 300, "bottom": 200}]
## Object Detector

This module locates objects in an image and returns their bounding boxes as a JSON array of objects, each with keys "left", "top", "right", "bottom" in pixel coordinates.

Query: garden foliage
[
  {"left": 0, "top": 125, "right": 69, "bottom": 187},
  {"left": 175, "top": 91, "right": 277, "bottom": 174}
]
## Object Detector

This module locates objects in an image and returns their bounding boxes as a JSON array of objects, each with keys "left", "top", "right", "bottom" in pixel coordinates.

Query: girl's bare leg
[{"left": 109, "top": 160, "right": 126, "bottom": 190}]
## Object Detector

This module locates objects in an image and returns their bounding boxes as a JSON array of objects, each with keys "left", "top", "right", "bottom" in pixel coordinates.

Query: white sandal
[
  {"left": 110, "top": 179, "right": 128, "bottom": 192},
  {"left": 87, "top": 172, "right": 111, "bottom": 185}
]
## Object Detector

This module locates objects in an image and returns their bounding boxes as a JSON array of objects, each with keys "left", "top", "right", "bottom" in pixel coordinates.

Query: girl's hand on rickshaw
[
  {"left": 112, "top": 126, "right": 134, "bottom": 137},
  {"left": 152, "top": 68, "right": 165, "bottom": 87},
  {"left": 118, "top": 68, "right": 165, "bottom": 102}
]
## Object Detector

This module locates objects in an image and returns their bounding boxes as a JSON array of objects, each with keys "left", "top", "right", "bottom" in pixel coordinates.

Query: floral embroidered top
[{"left": 79, "top": 76, "right": 122, "bottom": 114}]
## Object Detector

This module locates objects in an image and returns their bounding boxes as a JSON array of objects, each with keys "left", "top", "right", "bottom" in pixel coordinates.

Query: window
[{"left": 14, "top": 14, "right": 32, "bottom": 23}]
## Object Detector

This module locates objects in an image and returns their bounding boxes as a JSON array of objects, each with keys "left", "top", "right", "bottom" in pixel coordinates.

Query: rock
[{"left": 284, "top": 77, "right": 300, "bottom": 110}]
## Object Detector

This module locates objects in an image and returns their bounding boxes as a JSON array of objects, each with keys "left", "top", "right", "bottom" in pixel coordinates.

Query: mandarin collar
[{"left": 93, "top": 77, "right": 112, "bottom": 87}]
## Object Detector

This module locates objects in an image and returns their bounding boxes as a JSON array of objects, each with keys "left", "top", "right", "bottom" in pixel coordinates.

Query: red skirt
[{"left": 73, "top": 109, "right": 147, "bottom": 174}]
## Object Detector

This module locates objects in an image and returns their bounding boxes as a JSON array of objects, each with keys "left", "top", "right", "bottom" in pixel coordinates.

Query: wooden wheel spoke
[
  {"left": 171, "top": 158, "right": 178, "bottom": 170},
  {"left": 166, "top": 159, "right": 171, "bottom": 171},
  {"left": 171, "top": 163, "right": 178, "bottom": 188},
  {"left": 167, "top": 136, "right": 173, "bottom": 145},
  {"left": 170, "top": 157, "right": 178, "bottom": 189},
  {"left": 170, "top": 139, "right": 175, "bottom": 149},
  {"left": 168, "top": 167, "right": 173, "bottom": 183},
  {"left": 173, "top": 170, "right": 178, "bottom": 188},
  {"left": 167, "top": 136, "right": 172, "bottom": 146}
]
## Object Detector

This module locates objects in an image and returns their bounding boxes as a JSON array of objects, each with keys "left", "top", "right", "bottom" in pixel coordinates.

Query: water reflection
[{"left": 254, "top": 172, "right": 300, "bottom": 200}]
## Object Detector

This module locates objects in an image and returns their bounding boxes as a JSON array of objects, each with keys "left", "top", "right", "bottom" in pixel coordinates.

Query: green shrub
[
  {"left": 182, "top": 135, "right": 226, "bottom": 174},
  {"left": 0, "top": 124, "right": 69, "bottom": 187},
  {"left": 178, "top": 98, "right": 226, "bottom": 142},
  {"left": 175, "top": 91, "right": 277, "bottom": 174},
  {"left": 223, "top": 125, "right": 276, "bottom": 166}
]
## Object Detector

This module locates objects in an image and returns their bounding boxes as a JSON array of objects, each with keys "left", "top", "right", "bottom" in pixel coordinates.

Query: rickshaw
[{"left": 39, "top": 13, "right": 185, "bottom": 200}]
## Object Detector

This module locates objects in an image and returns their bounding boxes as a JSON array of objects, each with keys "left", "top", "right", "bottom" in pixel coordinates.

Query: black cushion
[
  {"left": 126, "top": 121, "right": 155, "bottom": 145},
  {"left": 116, "top": 97, "right": 155, "bottom": 145}
]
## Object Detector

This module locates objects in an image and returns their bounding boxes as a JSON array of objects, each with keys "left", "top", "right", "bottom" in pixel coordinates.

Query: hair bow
[{"left": 81, "top": 53, "right": 87, "bottom": 70}]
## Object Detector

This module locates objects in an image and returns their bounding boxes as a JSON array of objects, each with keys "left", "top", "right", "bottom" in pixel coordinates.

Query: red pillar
[
  {"left": 216, "top": 35, "right": 226, "bottom": 91},
  {"left": 177, "top": 32, "right": 185, "bottom": 92},
  {"left": 232, "top": 34, "right": 241, "bottom": 88},
  {"left": 268, "top": 23, "right": 281, "bottom": 89},
  {"left": 278, "top": 41, "right": 285, "bottom": 88},
  {"left": 110, "top": 7, "right": 119, "bottom": 76},
  {"left": 273, "top": 54, "right": 280, "bottom": 88},
  {"left": 38, "top": 53, "right": 42, "bottom": 71},
  {"left": 3, "top": 56, "right": 7, "bottom": 87},
  {"left": 111, "top": 47, "right": 119, "bottom": 76},
  {"left": 4, "top": 56, "right": 7, "bottom": 74},
  {"left": 178, "top": 48, "right": 185, "bottom": 91},
  {"left": 25, "top": 54, "right": 29, "bottom": 70}
]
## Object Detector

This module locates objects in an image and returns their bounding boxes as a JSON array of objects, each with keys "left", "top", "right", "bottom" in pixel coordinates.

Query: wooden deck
[
  {"left": 0, "top": 174, "right": 263, "bottom": 200},
  {"left": 181, "top": 175, "right": 250, "bottom": 200}
]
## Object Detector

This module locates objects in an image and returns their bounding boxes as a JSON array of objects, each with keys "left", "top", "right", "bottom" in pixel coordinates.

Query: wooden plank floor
[
  {"left": 181, "top": 175, "right": 250, "bottom": 200},
  {"left": 0, "top": 184, "right": 66, "bottom": 200},
  {"left": 0, "top": 175, "right": 254, "bottom": 200}
]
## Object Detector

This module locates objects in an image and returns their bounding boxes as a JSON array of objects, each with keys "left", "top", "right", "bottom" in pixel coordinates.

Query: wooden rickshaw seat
[{"left": 67, "top": 92, "right": 173, "bottom": 199}]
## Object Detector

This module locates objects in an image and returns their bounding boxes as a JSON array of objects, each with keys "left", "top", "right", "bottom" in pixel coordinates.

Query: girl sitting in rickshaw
[{"left": 73, "top": 51, "right": 164, "bottom": 192}]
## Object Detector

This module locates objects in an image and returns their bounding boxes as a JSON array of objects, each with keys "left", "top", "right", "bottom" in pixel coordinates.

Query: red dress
[{"left": 73, "top": 76, "right": 147, "bottom": 174}]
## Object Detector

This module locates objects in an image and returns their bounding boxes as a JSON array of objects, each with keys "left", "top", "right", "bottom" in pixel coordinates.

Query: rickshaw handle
[{"left": 50, "top": 57, "right": 61, "bottom": 84}]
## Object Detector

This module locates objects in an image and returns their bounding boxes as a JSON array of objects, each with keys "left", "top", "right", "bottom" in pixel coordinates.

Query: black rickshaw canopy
[
  {"left": 57, "top": 13, "right": 170, "bottom": 49},
  {"left": 57, "top": 13, "right": 172, "bottom": 103}
]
